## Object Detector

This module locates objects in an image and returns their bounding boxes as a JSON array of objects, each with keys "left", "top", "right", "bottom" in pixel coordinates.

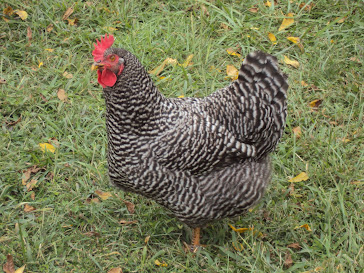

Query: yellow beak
[{"left": 91, "top": 63, "right": 104, "bottom": 71}]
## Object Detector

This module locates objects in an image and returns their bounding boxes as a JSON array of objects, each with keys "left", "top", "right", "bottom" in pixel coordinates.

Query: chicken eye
[{"left": 109, "top": 55, "right": 116, "bottom": 62}]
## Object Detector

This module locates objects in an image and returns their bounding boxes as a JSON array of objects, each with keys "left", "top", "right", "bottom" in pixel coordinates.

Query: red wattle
[{"left": 97, "top": 69, "right": 117, "bottom": 87}]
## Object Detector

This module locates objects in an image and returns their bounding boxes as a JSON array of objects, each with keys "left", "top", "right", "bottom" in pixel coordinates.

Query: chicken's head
[{"left": 92, "top": 34, "right": 125, "bottom": 88}]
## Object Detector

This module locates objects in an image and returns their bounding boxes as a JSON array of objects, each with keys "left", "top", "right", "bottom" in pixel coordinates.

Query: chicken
[{"left": 92, "top": 34, "right": 288, "bottom": 251}]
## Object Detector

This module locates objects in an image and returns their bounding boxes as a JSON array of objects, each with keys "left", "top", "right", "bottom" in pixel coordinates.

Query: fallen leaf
[
  {"left": 21, "top": 166, "right": 40, "bottom": 185},
  {"left": 220, "top": 23, "right": 230, "bottom": 30},
  {"left": 350, "top": 181, "right": 362, "bottom": 186},
  {"left": 46, "top": 24, "right": 54, "bottom": 32},
  {"left": 15, "top": 265, "right": 26, "bottom": 273},
  {"left": 124, "top": 200, "right": 135, "bottom": 214},
  {"left": 287, "top": 243, "right": 301, "bottom": 249},
  {"left": 103, "top": 26, "right": 118, "bottom": 32},
  {"left": 63, "top": 71, "right": 73, "bottom": 79},
  {"left": 284, "top": 251, "right": 293, "bottom": 268},
  {"left": 14, "top": 10, "right": 28, "bottom": 20},
  {"left": 349, "top": 57, "right": 361, "bottom": 63},
  {"left": 300, "top": 80, "right": 308, "bottom": 87},
  {"left": 248, "top": 7, "right": 259, "bottom": 13},
  {"left": 288, "top": 172, "right": 309, "bottom": 182},
  {"left": 39, "top": 143, "right": 56, "bottom": 153},
  {"left": 39, "top": 93, "right": 48, "bottom": 102},
  {"left": 3, "top": 17, "right": 10, "bottom": 22},
  {"left": 67, "top": 18, "right": 78, "bottom": 26},
  {"left": 26, "top": 27, "right": 32, "bottom": 41},
  {"left": 299, "top": 3, "right": 314, "bottom": 11},
  {"left": 294, "top": 223, "right": 312, "bottom": 231},
  {"left": 293, "top": 126, "right": 302, "bottom": 138},
  {"left": 229, "top": 224, "right": 263, "bottom": 237},
  {"left": 26, "top": 179, "right": 37, "bottom": 191},
  {"left": 265, "top": 1, "right": 272, "bottom": 7},
  {"left": 45, "top": 48, "right": 54, "bottom": 52},
  {"left": 3, "top": 254, "right": 15, "bottom": 273},
  {"left": 3, "top": 6, "right": 14, "bottom": 16},
  {"left": 268, "top": 32, "right": 277, "bottom": 44},
  {"left": 83, "top": 231, "right": 101, "bottom": 237},
  {"left": 232, "top": 242, "right": 244, "bottom": 251},
  {"left": 5, "top": 116, "right": 22, "bottom": 126},
  {"left": 0, "top": 78, "right": 6, "bottom": 84},
  {"left": 225, "top": 65, "right": 239, "bottom": 80},
  {"left": 181, "top": 54, "right": 194, "bottom": 68},
  {"left": 178, "top": 95, "right": 185, "bottom": 98},
  {"left": 336, "top": 17, "right": 346, "bottom": 23},
  {"left": 62, "top": 7, "right": 74, "bottom": 20},
  {"left": 283, "top": 55, "right": 299, "bottom": 68},
  {"left": 340, "top": 137, "right": 350, "bottom": 143},
  {"left": 119, "top": 219, "right": 138, "bottom": 225},
  {"left": 309, "top": 99, "right": 323, "bottom": 108},
  {"left": 149, "top": 58, "right": 177, "bottom": 76},
  {"left": 201, "top": 5, "right": 209, "bottom": 16},
  {"left": 24, "top": 204, "right": 36, "bottom": 212},
  {"left": 287, "top": 36, "right": 304, "bottom": 52},
  {"left": 108, "top": 268, "right": 123, "bottom": 273},
  {"left": 85, "top": 197, "right": 100, "bottom": 204},
  {"left": 226, "top": 48, "right": 242, "bottom": 58},
  {"left": 95, "top": 190, "right": 112, "bottom": 200},
  {"left": 30, "top": 192, "right": 35, "bottom": 200},
  {"left": 57, "top": 89, "right": 68, "bottom": 102},
  {"left": 279, "top": 13, "right": 294, "bottom": 31},
  {"left": 154, "top": 259, "right": 168, "bottom": 267},
  {"left": 144, "top": 235, "right": 150, "bottom": 244},
  {"left": 38, "top": 62, "right": 44, "bottom": 68}
]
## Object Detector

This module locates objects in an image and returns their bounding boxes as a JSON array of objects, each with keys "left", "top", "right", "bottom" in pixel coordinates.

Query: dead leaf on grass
[
  {"left": 225, "top": 65, "right": 239, "bottom": 81},
  {"left": 154, "top": 259, "right": 168, "bottom": 267},
  {"left": 293, "top": 126, "right": 302, "bottom": 138},
  {"left": 57, "top": 88, "right": 68, "bottom": 102},
  {"left": 24, "top": 204, "right": 36, "bottom": 212},
  {"left": 3, "top": 6, "right": 14, "bottom": 16},
  {"left": 288, "top": 172, "right": 309, "bottom": 182},
  {"left": 63, "top": 71, "right": 73, "bottom": 79},
  {"left": 124, "top": 200, "right": 135, "bottom": 214},
  {"left": 83, "top": 231, "right": 101, "bottom": 237},
  {"left": 294, "top": 223, "right": 312, "bottom": 231},
  {"left": 67, "top": 18, "right": 78, "bottom": 26},
  {"left": 108, "top": 268, "right": 123, "bottom": 273},
  {"left": 95, "top": 190, "right": 112, "bottom": 200},
  {"left": 85, "top": 197, "right": 100, "bottom": 204},
  {"left": 268, "top": 32, "right": 277, "bottom": 44},
  {"left": 287, "top": 242, "right": 301, "bottom": 249},
  {"left": 309, "top": 99, "right": 323, "bottom": 109},
  {"left": 119, "top": 219, "right": 138, "bottom": 225},
  {"left": 14, "top": 10, "right": 28, "bottom": 21},
  {"left": 26, "top": 26, "right": 32, "bottom": 41},
  {"left": 46, "top": 24, "right": 54, "bottom": 32},
  {"left": 149, "top": 57, "right": 177, "bottom": 76},
  {"left": 62, "top": 7, "right": 74, "bottom": 20},
  {"left": 248, "top": 7, "right": 259, "bottom": 13},
  {"left": 284, "top": 251, "right": 293, "bottom": 268},
  {"left": 283, "top": 55, "right": 299, "bottom": 68},
  {"left": 26, "top": 179, "right": 37, "bottom": 191},
  {"left": 22, "top": 165, "right": 41, "bottom": 185},
  {"left": 39, "top": 143, "right": 56, "bottom": 153},
  {"left": 279, "top": 13, "right": 294, "bottom": 31}
]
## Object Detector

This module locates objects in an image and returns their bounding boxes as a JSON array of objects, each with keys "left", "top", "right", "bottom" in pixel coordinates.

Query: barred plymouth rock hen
[{"left": 92, "top": 34, "right": 288, "bottom": 251}]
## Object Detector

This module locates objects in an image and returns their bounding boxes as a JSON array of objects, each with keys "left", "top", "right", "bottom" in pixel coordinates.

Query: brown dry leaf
[
  {"left": 295, "top": 223, "right": 312, "bottom": 231},
  {"left": 336, "top": 17, "right": 346, "bottom": 23},
  {"left": 67, "top": 18, "right": 78, "bottom": 26},
  {"left": 124, "top": 200, "right": 135, "bottom": 214},
  {"left": 24, "top": 204, "right": 36, "bottom": 212},
  {"left": 201, "top": 5, "right": 209, "bottom": 16},
  {"left": 22, "top": 166, "right": 40, "bottom": 185},
  {"left": 144, "top": 235, "right": 150, "bottom": 244},
  {"left": 119, "top": 219, "right": 138, "bottom": 225},
  {"left": 299, "top": 3, "right": 314, "bottom": 12},
  {"left": 26, "top": 179, "right": 37, "bottom": 191},
  {"left": 300, "top": 80, "right": 308, "bottom": 87},
  {"left": 279, "top": 13, "right": 294, "bottom": 31},
  {"left": 39, "top": 143, "right": 56, "bottom": 153},
  {"left": 309, "top": 99, "right": 323, "bottom": 108},
  {"left": 45, "top": 48, "right": 54, "bottom": 52},
  {"left": 0, "top": 78, "right": 6, "bottom": 84},
  {"left": 154, "top": 260, "right": 168, "bottom": 267},
  {"left": 3, "top": 254, "right": 15, "bottom": 273},
  {"left": 95, "top": 190, "right": 112, "bottom": 200},
  {"left": 293, "top": 126, "right": 302, "bottom": 138},
  {"left": 350, "top": 57, "right": 361, "bottom": 63},
  {"left": 108, "top": 268, "right": 123, "bottom": 273},
  {"left": 27, "top": 27, "right": 32, "bottom": 41},
  {"left": 181, "top": 54, "right": 194, "bottom": 68},
  {"left": 85, "top": 197, "right": 100, "bottom": 204},
  {"left": 14, "top": 10, "right": 28, "bottom": 20},
  {"left": 83, "top": 231, "right": 101, "bottom": 237},
  {"left": 3, "top": 6, "right": 14, "bottom": 16},
  {"left": 283, "top": 55, "right": 299, "bottom": 68},
  {"left": 268, "top": 32, "right": 277, "bottom": 44},
  {"left": 225, "top": 65, "right": 239, "bottom": 81},
  {"left": 248, "top": 7, "right": 259, "bottom": 13},
  {"left": 63, "top": 71, "right": 73, "bottom": 79},
  {"left": 3, "top": 17, "right": 10, "bottom": 22},
  {"left": 220, "top": 23, "right": 230, "bottom": 30},
  {"left": 5, "top": 116, "right": 22, "bottom": 126},
  {"left": 288, "top": 172, "right": 309, "bottom": 182},
  {"left": 62, "top": 7, "right": 74, "bottom": 20},
  {"left": 30, "top": 192, "right": 35, "bottom": 200},
  {"left": 226, "top": 48, "right": 242, "bottom": 59},
  {"left": 57, "top": 88, "right": 68, "bottom": 102},
  {"left": 149, "top": 58, "right": 177, "bottom": 76},
  {"left": 46, "top": 24, "right": 54, "bottom": 32},
  {"left": 287, "top": 243, "right": 301, "bottom": 249},
  {"left": 284, "top": 251, "right": 293, "bottom": 268}
]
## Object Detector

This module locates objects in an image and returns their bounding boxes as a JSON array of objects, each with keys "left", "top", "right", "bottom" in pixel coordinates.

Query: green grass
[{"left": 1, "top": 0, "right": 363, "bottom": 272}]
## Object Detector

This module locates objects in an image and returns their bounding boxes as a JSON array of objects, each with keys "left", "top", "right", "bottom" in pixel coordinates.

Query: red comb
[{"left": 92, "top": 34, "right": 115, "bottom": 62}]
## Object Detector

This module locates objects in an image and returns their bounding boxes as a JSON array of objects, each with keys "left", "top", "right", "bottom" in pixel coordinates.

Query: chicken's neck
[{"left": 103, "top": 72, "right": 167, "bottom": 135}]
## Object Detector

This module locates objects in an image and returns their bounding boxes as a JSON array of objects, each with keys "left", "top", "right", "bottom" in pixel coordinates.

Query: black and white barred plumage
[{"left": 101, "top": 48, "right": 288, "bottom": 228}]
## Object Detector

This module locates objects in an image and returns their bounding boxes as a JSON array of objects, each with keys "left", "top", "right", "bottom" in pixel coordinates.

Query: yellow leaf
[
  {"left": 336, "top": 17, "right": 346, "bottom": 23},
  {"left": 67, "top": 18, "right": 78, "bottom": 26},
  {"left": 292, "top": 126, "right": 302, "bottom": 138},
  {"left": 294, "top": 223, "right": 312, "bottom": 231},
  {"left": 226, "top": 48, "right": 242, "bottom": 58},
  {"left": 154, "top": 259, "right": 168, "bottom": 267},
  {"left": 38, "top": 62, "right": 44, "bottom": 68},
  {"left": 229, "top": 224, "right": 263, "bottom": 237},
  {"left": 3, "top": 6, "right": 14, "bottom": 16},
  {"left": 62, "top": 7, "right": 74, "bottom": 20},
  {"left": 287, "top": 36, "right": 299, "bottom": 44},
  {"left": 103, "top": 26, "right": 118, "bottom": 32},
  {"left": 3, "top": 16, "right": 10, "bottom": 22},
  {"left": 288, "top": 172, "right": 309, "bottom": 182},
  {"left": 149, "top": 58, "right": 177, "bottom": 76},
  {"left": 46, "top": 24, "right": 54, "bottom": 32},
  {"left": 309, "top": 99, "right": 323, "bottom": 108},
  {"left": 24, "top": 204, "right": 36, "bottom": 212},
  {"left": 232, "top": 242, "right": 244, "bottom": 251},
  {"left": 95, "top": 190, "right": 112, "bottom": 200},
  {"left": 279, "top": 13, "right": 294, "bottom": 31},
  {"left": 63, "top": 71, "right": 73, "bottom": 79},
  {"left": 265, "top": 1, "right": 272, "bottom": 7},
  {"left": 225, "top": 65, "right": 239, "bottom": 80},
  {"left": 26, "top": 179, "right": 37, "bottom": 191},
  {"left": 107, "top": 268, "right": 123, "bottom": 273},
  {"left": 182, "top": 54, "right": 194, "bottom": 68},
  {"left": 178, "top": 95, "right": 185, "bottom": 98},
  {"left": 39, "top": 143, "right": 56, "bottom": 153},
  {"left": 15, "top": 265, "right": 26, "bottom": 273},
  {"left": 45, "top": 48, "right": 54, "bottom": 52},
  {"left": 268, "top": 32, "right": 277, "bottom": 44},
  {"left": 14, "top": 10, "right": 28, "bottom": 20},
  {"left": 57, "top": 89, "right": 68, "bottom": 102},
  {"left": 144, "top": 235, "right": 150, "bottom": 244},
  {"left": 300, "top": 80, "right": 308, "bottom": 87},
  {"left": 283, "top": 55, "right": 299, "bottom": 68}
]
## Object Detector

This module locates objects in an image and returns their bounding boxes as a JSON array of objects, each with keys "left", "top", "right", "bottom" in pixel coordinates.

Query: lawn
[{"left": 0, "top": 0, "right": 363, "bottom": 272}]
